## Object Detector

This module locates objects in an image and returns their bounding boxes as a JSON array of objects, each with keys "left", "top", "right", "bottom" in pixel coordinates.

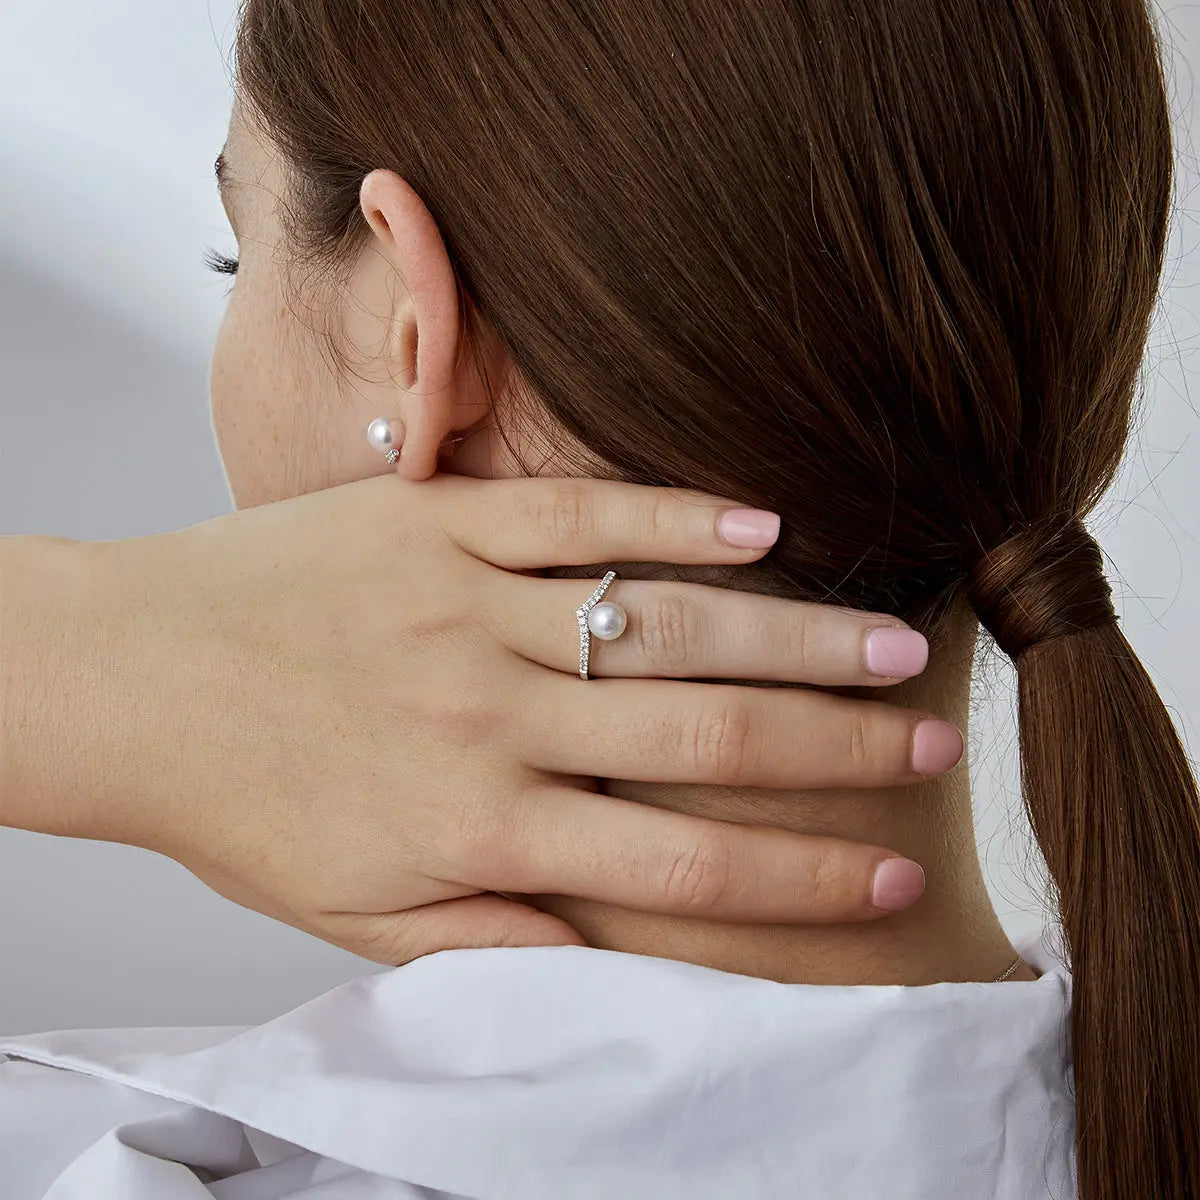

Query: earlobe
[
  {"left": 395, "top": 401, "right": 443, "bottom": 480},
  {"left": 367, "top": 415, "right": 469, "bottom": 476}
]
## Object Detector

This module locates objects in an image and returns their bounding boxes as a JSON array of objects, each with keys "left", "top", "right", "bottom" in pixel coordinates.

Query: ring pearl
[
  {"left": 587, "top": 602, "right": 627, "bottom": 641},
  {"left": 367, "top": 417, "right": 397, "bottom": 452}
]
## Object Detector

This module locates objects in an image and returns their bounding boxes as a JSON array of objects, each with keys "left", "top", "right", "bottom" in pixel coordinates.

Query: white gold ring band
[{"left": 576, "top": 571, "right": 627, "bottom": 680}]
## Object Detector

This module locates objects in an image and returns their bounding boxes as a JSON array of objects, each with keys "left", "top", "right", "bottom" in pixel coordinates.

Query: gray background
[{"left": 1, "top": 2, "right": 1198, "bottom": 1034}]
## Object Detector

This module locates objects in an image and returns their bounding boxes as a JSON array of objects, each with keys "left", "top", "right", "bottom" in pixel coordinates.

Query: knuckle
[
  {"left": 638, "top": 593, "right": 697, "bottom": 673},
  {"left": 431, "top": 686, "right": 503, "bottom": 750},
  {"left": 846, "top": 710, "right": 873, "bottom": 773},
  {"left": 441, "top": 792, "right": 516, "bottom": 876},
  {"left": 799, "top": 848, "right": 842, "bottom": 914},
  {"left": 689, "top": 702, "right": 755, "bottom": 784},
  {"left": 661, "top": 834, "right": 733, "bottom": 915},
  {"left": 795, "top": 613, "right": 819, "bottom": 672},
  {"left": 649, "top": 492, "right": 676, "bottom": 543},
  {"left": 780, "top": 609, "right": 815, "bottom": 672},
  {"left": 393, "top": 558, "right": 481, "bottom": 644},
  {"left": 541, "top": 483, "right": 594, "bottom": 545}
]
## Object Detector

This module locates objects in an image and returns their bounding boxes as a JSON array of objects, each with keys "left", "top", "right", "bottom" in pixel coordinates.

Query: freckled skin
[{"left": 211, "top": 105, "right": 504, "bottom": 510}]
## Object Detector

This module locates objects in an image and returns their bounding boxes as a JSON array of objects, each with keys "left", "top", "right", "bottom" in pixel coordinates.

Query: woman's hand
[{"left": 0, "top": 474, "right": 961, "bottom": 964}]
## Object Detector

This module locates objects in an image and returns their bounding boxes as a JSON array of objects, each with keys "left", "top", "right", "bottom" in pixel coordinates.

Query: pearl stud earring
[{"left": 367, "top": 417, "right": 404, "bottom": 465}]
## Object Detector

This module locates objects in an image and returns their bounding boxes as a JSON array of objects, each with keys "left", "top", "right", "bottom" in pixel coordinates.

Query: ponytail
[
  {"left": 971, "top": 516, "right": 1200, "bottom": 1197},
  {"left": 234, "top": 0, "right": 1191, "bottom": 1188}
]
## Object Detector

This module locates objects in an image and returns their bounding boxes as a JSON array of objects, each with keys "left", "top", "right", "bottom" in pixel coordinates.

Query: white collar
[{"left": 0, "top": 923, "right": 1076, "bottom": 1199}]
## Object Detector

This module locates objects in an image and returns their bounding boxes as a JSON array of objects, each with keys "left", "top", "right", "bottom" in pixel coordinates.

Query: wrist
[{"left": 0, "top": 534, "right": 140, "bottom": 844}]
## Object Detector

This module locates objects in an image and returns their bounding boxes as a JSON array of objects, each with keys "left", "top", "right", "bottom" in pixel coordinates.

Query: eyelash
[{"left": 203, "top": 247, "right": 240, "bottom": 277}]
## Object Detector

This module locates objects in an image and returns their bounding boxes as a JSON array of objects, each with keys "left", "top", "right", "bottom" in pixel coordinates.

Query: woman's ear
[{"left": 358, "top": 169, "right": 489, "bottom": 480}]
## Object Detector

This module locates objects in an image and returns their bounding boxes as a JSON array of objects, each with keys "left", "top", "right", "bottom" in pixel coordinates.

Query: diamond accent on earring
[
  {"left": 385, "top": 449, "right": 401, "bottom": 465},
  {"left": 576, "top": 571, "right": 619, "bottom": 680}
]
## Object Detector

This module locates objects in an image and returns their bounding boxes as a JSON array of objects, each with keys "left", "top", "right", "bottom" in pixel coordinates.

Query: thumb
[{"left": 318, "top": 893, "right": 589, "bottom": 966}]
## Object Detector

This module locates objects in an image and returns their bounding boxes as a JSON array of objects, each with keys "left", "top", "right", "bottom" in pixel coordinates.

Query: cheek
[
  {"left": 208, "top": 277, "right": 343, "bottom": 509},
  {"left": 209, "top": 290, "right": 285, "bottom": 509},
  {"left": 209, "top": 300, "right": 248, "bottom": 472}
]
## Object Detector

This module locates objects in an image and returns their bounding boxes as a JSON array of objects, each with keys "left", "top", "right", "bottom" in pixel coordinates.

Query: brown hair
[{"left": 235, "top": 1, "right": 1199, "bottom": 1194}]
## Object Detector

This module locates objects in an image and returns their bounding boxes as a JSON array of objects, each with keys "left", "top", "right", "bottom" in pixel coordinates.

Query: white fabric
[{"left": 0, "top": 923, "right": 1076, "bottom": 1199}]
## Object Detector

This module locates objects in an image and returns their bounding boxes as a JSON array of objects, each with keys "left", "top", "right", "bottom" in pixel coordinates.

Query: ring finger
[{"left": 492, "top": 574, "right": 931, "bottom": 687}]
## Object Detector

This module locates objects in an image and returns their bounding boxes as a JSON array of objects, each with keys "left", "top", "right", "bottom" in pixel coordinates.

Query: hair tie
[{"left": 967, "top": 515, "right": 1118, "bottom": 658}]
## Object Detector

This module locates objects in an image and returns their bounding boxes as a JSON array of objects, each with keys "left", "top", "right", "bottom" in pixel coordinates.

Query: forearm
[{"left": 0, "top": 535, "right": 139, "bottom": 844}]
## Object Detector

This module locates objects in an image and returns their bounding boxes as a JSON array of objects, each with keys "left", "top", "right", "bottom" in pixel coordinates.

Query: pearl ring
[{"left": 576, "top": 570, "right": 627, "bottom": 680}]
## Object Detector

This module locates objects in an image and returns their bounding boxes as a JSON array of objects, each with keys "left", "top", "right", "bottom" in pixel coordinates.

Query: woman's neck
[{"left": 524, "top": 611, "right": 1038, "bottom": 985}]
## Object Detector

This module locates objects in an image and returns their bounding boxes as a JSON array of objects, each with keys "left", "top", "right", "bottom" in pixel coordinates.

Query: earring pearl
[
  {"left": 587, "top": 602, "right": 628, "bottom": 641},
  {"left": 367, "top": 417, "right": 399, "bottom": 453}
]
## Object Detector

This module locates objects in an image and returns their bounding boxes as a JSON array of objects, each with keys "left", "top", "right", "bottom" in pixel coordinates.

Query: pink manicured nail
[
  {"left": 871, "top": 857, "right": 926, "bottom": 911},
  {"left": 911, "top": 720, "right": 965, "bottom": 776},
  {"left": 717, "top": 508, "right": 781, "bottom": 549},
  {"left": 864, "top": 628, "right": 929, "bottom": 678}
]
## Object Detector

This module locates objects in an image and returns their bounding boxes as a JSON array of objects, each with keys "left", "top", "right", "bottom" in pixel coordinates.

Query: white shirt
[{"left": 0, "top": 922, "right": 1076, "bottom": 1199}]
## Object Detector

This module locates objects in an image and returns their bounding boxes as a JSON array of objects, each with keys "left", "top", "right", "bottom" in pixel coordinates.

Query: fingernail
[
  {"left": 717, "top": 508, "right": 781, "bottom": 549},
  {"left": 911, "top": 719, "right": 965, "bottom": 776},
  {"left": 864, "top": 628, "right": 929, "bottom": 678},
  {"left": 871, "top": 857, "right": 926, "bottom": 911}
]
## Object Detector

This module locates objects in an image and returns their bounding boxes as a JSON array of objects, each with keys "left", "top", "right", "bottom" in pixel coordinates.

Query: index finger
[{"left": 423, "top": 475, "right": 783, "bottom": 569}]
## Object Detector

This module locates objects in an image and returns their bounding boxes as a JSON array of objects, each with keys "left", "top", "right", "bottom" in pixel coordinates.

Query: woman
[{"left": 2, "top": 0, "right": 1196, "bottom": 1196}]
